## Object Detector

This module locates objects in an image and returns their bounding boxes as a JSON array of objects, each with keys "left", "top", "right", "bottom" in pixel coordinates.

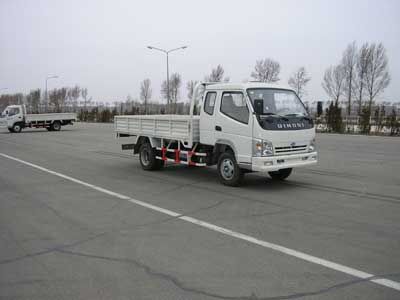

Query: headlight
[
  {"left": 308, "top": 138, "right": 316, "bottom": 152},
  {"left": 253, "top": 139, "right": 274, "bottom": 157}
]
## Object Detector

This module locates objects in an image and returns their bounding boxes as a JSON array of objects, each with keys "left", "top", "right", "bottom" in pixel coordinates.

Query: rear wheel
[
  {"left": 217, "top": 151, "right": 244, "bottom": 187},
  {"left": 139, "top": 142, "right": 164, "bottom": 171},
  {"left": 50, "top": 121, "right": 61, "bottom": 131},
  {"left": 268, "top": 168, "right": 292, "bottom": 180},
  {"left": 12, "top": 123, "right": 22, "bottom": 133}
]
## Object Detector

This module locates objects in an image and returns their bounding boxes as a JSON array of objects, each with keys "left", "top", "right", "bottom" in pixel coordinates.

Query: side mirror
[{"left": 253, "top": 99, "right": 264, "bottom": 114}]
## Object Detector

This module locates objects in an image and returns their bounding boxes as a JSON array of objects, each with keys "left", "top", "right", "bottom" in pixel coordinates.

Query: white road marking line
[{"left": 1, "top": 152, "right": 399, "bottom": 292}]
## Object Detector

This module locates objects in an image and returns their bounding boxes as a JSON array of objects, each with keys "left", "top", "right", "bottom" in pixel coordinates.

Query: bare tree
[
  {"left": 161, "top": 80, "right": 169, "bottom": 102},
  {"left": 49, "top": 89, "right": 58, "bottom": 111},
  {"left": 81, "top": 88, "right": 92, "bottom": 121},
  {"left": 66, "top": 89, "right": 72, "bottom": 107},
  {"left": 31, "top": 89, "right": 41, "bottom": 113},
  {"left": 140, "top": 79, "right": 152, "bottom": 114},
  {"left": 205, "top": 65, "right": 226, "bottom": 82},
  {"left": 365, "top": 43, "right": 390, "bottom": 113},
  {"left": 187, "top": 80, "right": 201, "bottom": 114},
  {"left": 170, "top": 73, "right": 181, "bottom": 113},
  {"left": 161, "top": 73, "right": 181, "bottom": 113},
  {"left": 49, "top": 88, "right": 67, "bottom": 112},
  {"left": 354, "top": 43, "right": 370, "bottom": 115},
  {"left": 251, "top": 58, "right": 280, "bottom": 82},
  {"left": 26, "top": 93, "right": 33, "bottom": 112},
  {"left": 81, "top": 88, "right": 90, "bottom": 109},
  {"left": 0, "top": 93, "right": 23, "bottom": 110},
  {"left": 322, "top": 65, "right": 346, "bottom": 104},
  {"left": 59, "top": 88, "right": 68, "bottom": 112},
  {"left": 186, "top": 80, "right": 199, "bottom": 101},
  {"left": 69, "top": 85, "right": 80, "bottom": 112},
  {"left": 288, "top": 67, "right": 311, "bottom": 98},
  {"left": 341, "top": 41, "right": 358, "bottom": 115},
  {"left": 26, "top": 89, "right": 41, "bottom": 113}
]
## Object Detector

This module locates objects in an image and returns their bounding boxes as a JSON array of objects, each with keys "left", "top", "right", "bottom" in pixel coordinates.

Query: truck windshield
[{"left": 247, "top": 89, "right": 307, "bottom": 116}]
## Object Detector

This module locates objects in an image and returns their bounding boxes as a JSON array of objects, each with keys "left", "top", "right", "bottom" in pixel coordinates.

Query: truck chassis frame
[{"left": 155, "top": 138, "right": 207, "bottom": 167}]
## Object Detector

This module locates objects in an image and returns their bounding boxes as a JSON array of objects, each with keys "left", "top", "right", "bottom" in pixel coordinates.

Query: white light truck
[
  {"left": 0, "top": 105, "right": 76, "bottom": 133},
  {"left": 115, "top": 82, "right": 317, "bottom": 186}
]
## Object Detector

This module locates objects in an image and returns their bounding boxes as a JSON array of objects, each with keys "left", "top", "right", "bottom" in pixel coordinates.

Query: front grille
[{"left": 274, "top": 144, "right": 307, "bottom": 155}]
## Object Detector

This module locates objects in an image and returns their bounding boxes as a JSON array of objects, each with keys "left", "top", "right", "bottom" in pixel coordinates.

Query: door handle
[{"left": 215, "top": 126, "right": 222, "bottom": 131}]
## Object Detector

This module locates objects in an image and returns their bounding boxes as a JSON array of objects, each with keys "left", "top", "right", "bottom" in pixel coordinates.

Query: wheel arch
[
  {"left": 12, "top": 121, "right": 25, "bottom": 130},
  {"left": 133, "top": 136, "right": 161, "bottom": 154},
  {"left": 212, "top": 139, "right": 238, "bottom": 164}
]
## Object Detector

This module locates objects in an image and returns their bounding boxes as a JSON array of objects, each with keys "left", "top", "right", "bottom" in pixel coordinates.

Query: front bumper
[{"left": 251, "top": 152, "right": 318, "bottom": 172}]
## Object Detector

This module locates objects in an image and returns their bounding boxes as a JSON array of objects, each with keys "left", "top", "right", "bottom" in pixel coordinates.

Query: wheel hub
[
  {"left": 140, "top": 148, "right": 150, "bottom": 166},
  {"left": 221, "top": 158, "right": 234, "bottom": 180}
]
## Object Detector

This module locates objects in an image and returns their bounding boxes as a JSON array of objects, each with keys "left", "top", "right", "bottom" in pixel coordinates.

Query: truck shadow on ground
[
  {"left": 0, "top": 128, "right": 78, "bottom": 134},
  {"left": 90, "top": 150, "right": 305, "bottom": 193},
  {"left": 153, "top": 163, "right": 299, "bottom": 191}
]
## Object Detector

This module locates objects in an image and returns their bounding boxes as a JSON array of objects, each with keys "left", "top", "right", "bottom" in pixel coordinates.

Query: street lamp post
[
  {"left": 45, "top": 75, "right": 58, "bottom": 112},
  {"left": 147, "top": 45, "right": 187, "bottom": 113}
]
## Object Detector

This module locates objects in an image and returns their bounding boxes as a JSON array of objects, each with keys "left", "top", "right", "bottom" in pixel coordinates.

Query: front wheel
[
  {"left": 268, "top": 168, "right": 292, "bottom": 180},
  {"left": 139, "top": 142, "right": 164, "bottom": 171},
  {"left": 217, "top": 152, "right": 244, "bottom": 187},
  {"left": 12, "top": 123, "right": 22, "bottom": 133}
]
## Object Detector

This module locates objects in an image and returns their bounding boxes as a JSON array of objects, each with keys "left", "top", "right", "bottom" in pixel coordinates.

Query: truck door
[
  {"left": 199, "top": 91, "right": 218, "bottom": 146},
  {"left": 215, "top": 91, "right": 252, "bottom": 164},
  {"left": 7, "top": 106, "right": 22, "bottom": 127}
]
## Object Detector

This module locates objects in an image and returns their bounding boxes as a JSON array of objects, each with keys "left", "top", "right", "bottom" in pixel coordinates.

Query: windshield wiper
[
  {"left": 260, "top": 113, "right": 289, "bottom": 121},
  {"left": 284, "top": 113, "right": 312, "bottom": 122}
]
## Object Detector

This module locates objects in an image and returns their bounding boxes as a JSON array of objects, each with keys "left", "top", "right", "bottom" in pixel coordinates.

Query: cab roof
[{"left": 203, "top": 82, "right": 294, "bottom": 91}]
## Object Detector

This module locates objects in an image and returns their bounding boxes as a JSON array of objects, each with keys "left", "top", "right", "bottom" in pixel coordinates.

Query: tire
[
  {"left": 268, "top": 168, "right": 292, "bottom": 180},
  {"left": 8, "top": 128, "right": 13, "bottom": 133},
  {"left": 217, "top": 151, "right": 244, "bottom": 187},
  {"left": 51, "top": 121, "right": 61, "bottom": 131},
  {"left": 139, "top": 142, "right": 164, "bottom": 171},
  {"left": 12, "top": 123, "right": 22, "bottom": 133},
  {"left": 46, "top": 127, "right": 52, "bottom": 131}
]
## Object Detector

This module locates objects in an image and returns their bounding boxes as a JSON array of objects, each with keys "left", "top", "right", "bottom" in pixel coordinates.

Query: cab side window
[
  {"left": 8, "top": 107, "right": 20, "bottom": 116},
  {"left": 220, "top": 92, "right": 249, "bottom": 124},
  {"left": 204, "top": 92, "right": 216, "bottom": 115}
]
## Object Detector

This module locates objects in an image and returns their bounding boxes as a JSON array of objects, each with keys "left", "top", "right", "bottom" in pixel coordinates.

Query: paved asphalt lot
[{"left": 1, "top": 122, "right": 399, "bottom": 300}]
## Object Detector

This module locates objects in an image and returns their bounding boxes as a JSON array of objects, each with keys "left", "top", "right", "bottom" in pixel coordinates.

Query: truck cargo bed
[
  {"left": 26, "top": 113, "right": 76, "bottom": 122},
  {"left": 114, "top": 115, "right": 200, "bottom": 144}
]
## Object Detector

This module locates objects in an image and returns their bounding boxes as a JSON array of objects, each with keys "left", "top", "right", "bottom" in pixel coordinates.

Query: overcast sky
[{"left": 1, "top": 0, "right": 399, "bottom": 104}]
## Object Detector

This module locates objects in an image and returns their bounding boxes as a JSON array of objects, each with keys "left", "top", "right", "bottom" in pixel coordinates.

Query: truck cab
[
  {"left": 0, "top": 105, "right": 26, "bottom": 132},
  {"left": 197, "top": 82, "right": 317, "bottom": 184}
]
